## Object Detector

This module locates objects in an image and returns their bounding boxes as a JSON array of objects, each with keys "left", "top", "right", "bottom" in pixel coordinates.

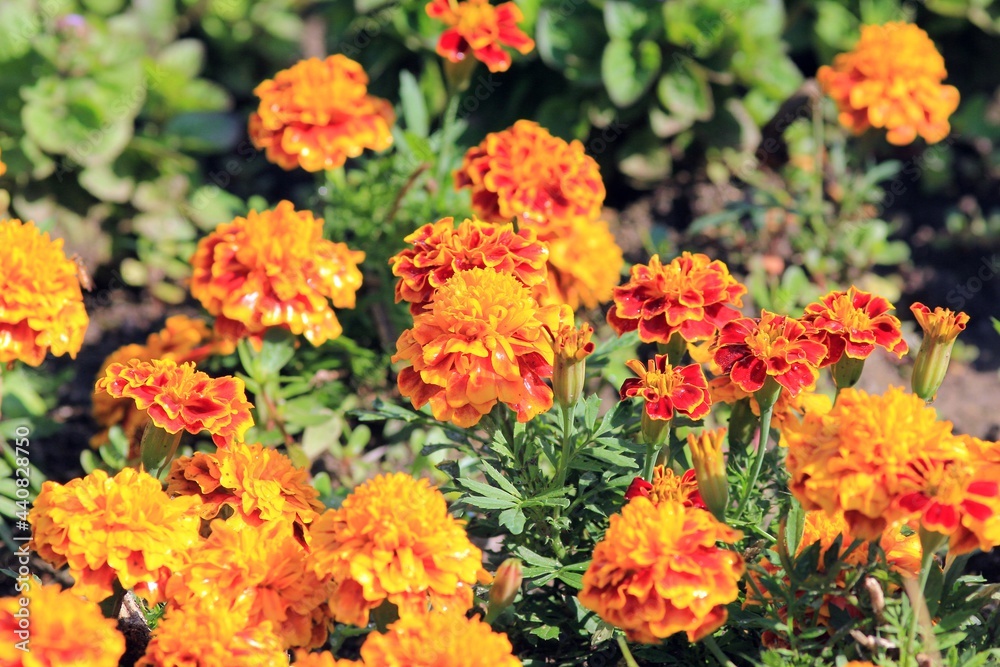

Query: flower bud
[
  {"left": 486, "top": 558, "right": 522, "bottom": 622},
  {"left": 909, "top": 303, "right": 969, "bottom": 402},
  {"left": 687, "top": 428, "right": 730, "bottom": 522},
  {"left": 551, "top": 322, "right": 595, "bottom": 409}
]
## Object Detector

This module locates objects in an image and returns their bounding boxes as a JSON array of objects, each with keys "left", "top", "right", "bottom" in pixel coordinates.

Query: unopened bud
[
  {"left": 910, "top": 303, "right": 969, "bottom": 402},
  {"left": 486, "top": 559, "right": 522, "bottom": 622},
  {"left": 551, "top": 322, "right": 595, "bottom": 409},
  {"left": 687, "top": 428, "right": 729, "bottom": 522}
]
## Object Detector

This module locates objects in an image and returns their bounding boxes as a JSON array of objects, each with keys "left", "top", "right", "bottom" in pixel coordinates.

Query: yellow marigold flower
[
  {"left": 137, "top": 602, "right": 289, "bottom": 667},
  {"left": 426, "top": 0, "right": 535, "bottom": 74},
  {"left": 910, "top": 302, "right": 969, "bottom": 401},
  {"left": 191, "top": 200, "right": 365, "bottom": 346},
  {"left": 455, "top": 120, "right": 605, "bottom": 227},
  {"left": 166, "top": 520, "right": 332, "bottom": 649},
  {"left": 292, "top": 651, "right": 359, "bottom": 667},
  {"left": 95, "top": 358, "right": 253, "bottom": 448},
  {"left": 393, "top": 268, "right": 566, "bottom": 427},
  {"left": 166, "top": 441, "right": 323, "bottom": 531},
  {"left": 537, "top": 215, "right": 623, "bottom": 310},
  {"left": 0, "top": 218, "right": 88, "bottom": 367},
  {"left": 579, "top": 497, "right": 744, "bottom": 644},
  {"left": 311, "top": 473, "right": 489, "bottom": 627},
  {"left": 358, "top": 612, "right": 521, "bottom": 667},
  {"left": 28, "top": 468, "right": 202, "bottom": 604},
  {"left": 389, "top": 216, "right": 549, "bottom": 315},
  {"left": 91, "top": 315, "right": 235, "bottom": 453},
  {"left": 0, "top": 584, "right": 125, "bottom": 667},
  {"left": 248, "top": 55, "right": 394, "bottom": 172},
  {"left": 817, "top": 22, "right": 959, "bottom": 145}
]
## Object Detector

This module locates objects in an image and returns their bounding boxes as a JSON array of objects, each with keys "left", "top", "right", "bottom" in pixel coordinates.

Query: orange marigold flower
[
  {"left": 0, "top": 584, "right": 125, "bottom": 667},
  {"left": 784, "top": 387, "right": 963, "bottom": 540},
  {"left": 620, "top": 355, "right": 711, "bottom": 421},
  {"left": 802, "top": 287, "right": 908, "bottom": 366},
  {"left": 358, "top": 612, "right": 521, "bottom": 667},
  {"left": 817, "top": 22, "right": 959, "bottom": 145},
  {"left": 191, "top": 201, "right": 365, "bottom": 346},
  {"left": 292, "top": 651, "right": 359, "bottom": 667},
  {"left": 91, "top": 315, "right": 235, "bottom": 452},
  {"left": 248, "top": 55, "right": 394, "bottom": 172},
  {"left": 579, "top": 497, "right": 743, "bottom": 644},
  {"left": 95, "top": 359, "right": 253, "bottom": 448},
  {"left": 166, "top": 520, "right": 332, "bottom": 649},
  {"left": 311, "top": 473, "right": 489, "bottom": 627},
  {"left": 426, "top": 0, "right": 534, "bottom": 73},
  {"left": 393, "top": 268, "right": 566, "bottom": 427},
  {"left": 456, "top": 120, "right": 605, "bottom": 227},
  {"left": 536, "top": 215, "right": 623, "bottom": 310},
  {"left": 0, "top": 218, "right": 88, "bottom": 367},
  {"left": 608, "top": 253, "right": 746, "bottom": 344},
  {"left": 624, "top": 467, "right": 706, "bottom": 510},
  {"left": 909, "top": 302, "right": 969, "bottom": 401},
  {"left": 389, "top": 216, "right": 548, "bottom": 315},
  {"left": 28, "top": 468, "right": 202, "bottom": 604},
  {"left": 166, "top": 441, "right": 323, "bottom": 531},
  {"left": 714, "top": 310, "right": 827, "bottom": 397}
]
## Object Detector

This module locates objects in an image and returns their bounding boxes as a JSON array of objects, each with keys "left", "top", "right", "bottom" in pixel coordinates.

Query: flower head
[
  {"left": 311, "top": 473, "right": 489, "bottom": 626},
  {"left": 249, "top": 55, "right": 394, "bottom": 171},
  {"left": 0, "top": 218, "right": 88, "bottom": 366},
  {"left": 909, "top": 302, "right": 969, "bottom": 401},
  {"left": 608, "top": 253, "right": 746, "bottom": 344},
  {"left": 426, "top": 0, "right": 534, "bottom": 73},
  {"left": 29, "top": 468, "right": 202, "bottom": 604},
  {"left": 911, "top": 302, "right": 970, "bottom": 343},
  {"left": 358, "top": 612, "right": 521, "bottom": 667},
  {"left": 714, "top": 311, "right": 827, "bottom": 397},
  {"left": 96, "top": 359, "right": 253, "bottom": 448},
  {"left": 624, "top": 467, "right": 706, "bottom": 510},
  {"left": 389, "top": 217, "right": 549, "bottom": 315},
  {"left": 818, "top": 22, "right": 959, "bottom": 145},
  {"left": 191, "top": 201, "right": 365, "bottom": 346},
  {"left": 579, "top": 497, "right": 744, "bottom": 643},
  {"left": 536, "top": 215, "right": 623, "bottom": 310},
  {"left": 549, "top": 316, "right": 595, "bottom": 408},
  {"left": 166, "top": 442, "right": 323, "bottom": 531},
  {"left": 0, "top": 584, "right": 125, "bottom": 667},
  {"left": 620, "top": 356, "right": 711, "bottom": 422},
  {"left": 393, "top": 268, "right": 566, "bottom": 427},
  {"left": 802, "top": 287, "right": 907, "bottom": 366}
]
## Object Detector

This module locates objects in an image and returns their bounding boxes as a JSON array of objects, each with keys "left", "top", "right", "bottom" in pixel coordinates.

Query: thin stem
[
  {"left": 702, "top": 635, "right": 737, "bottom": 667},
  {"left": 642, "top": 437, "right": 657, "bottom": 482},
  {"left": 616, "top": 634, "right": 641, "bottom": 667},
  {"left": 734, "top": 404, "right": 774, "bottom": 521},
  {"left": 385, "top": 162, "right": 431, "bottom": 228},
  {"left": 554, "top": 404, "right": 574, "bottom": 489},
  {"left": 903, "top": 545, "right": 937, "bottom": 664},
  {"left": 0, "top": 366, "right": 4, "bottom": 423},
  {"left": 259, "top": 379, "right": 295, "bottom": 448}
]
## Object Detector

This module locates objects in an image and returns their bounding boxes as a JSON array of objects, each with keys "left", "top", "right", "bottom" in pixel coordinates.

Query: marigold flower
[
  {"left": 248, "top": 55, "right": 394, "bottom": 172},
  {"left": 714, "top": 310, "right": 827, "bottom": 397},
  {"left": 0, "top": 218, "right": 88, "bottom": 367},
  {"left": 311, "top": 473, "right": 490, "bottom": 626},
  {"left": 29, "top": 468, "right": 202, "bottom": 604},
  {"left": 579, "top": 497, "right": 743, "bottom": 643},
  {"left": 456, "top": 120, "right": 605, "bottom": 227},
  {"left": 549, "top": 316, "right": 595, "bottom": 409},
  {"left": 802, "top": 287, "right": 908, "bottom": 366},
  {"left": 818, "top": 22, "right": 959, "bottom": 145},
  {"left": 620, "top": 355, "right": 711, "bottom": 422},
  {"left": 96, "top": 358, "right": 253, "bottom": 448},
  {"left": 426, "top": 0, "right": 534, "bottom": 73},
  {"left": 910, "top": 302, "right": 969, "bottom": 401},
  {"left": 191, "top": 201, "right": 365, "bottom": 346},
  {"left": 624, "top": 467, "right": 706, "bottom": 510},
  {"left": 292, "top": 651, "right": 359, "bottom": 667},
  {"left": 536, "top": 215, "right": 623, "bottom": 310},
  {"left": 393, "top": 268, "right": 566, "bottom": 427},
  {"left": 608, "top": 253, "right": 746, "bottom": 345},
  {"left": 166, "top": 441, "right": 323, "bottom": 531},
  {"left": 0, "top": 584, "right": 125, "bottom": 667},
  {"left": 358, "top": 611, "right": 521, "bottom": 667},
  {"left": 389, "top": 216, "right": 548, "bottom": 315}
]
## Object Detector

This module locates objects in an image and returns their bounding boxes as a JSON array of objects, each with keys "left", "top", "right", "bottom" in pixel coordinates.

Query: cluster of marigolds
[{"left": 0, "top": 5, "right": 987, "bottom": 667}]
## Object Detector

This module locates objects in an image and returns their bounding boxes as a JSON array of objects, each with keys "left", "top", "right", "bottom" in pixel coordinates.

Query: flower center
[
  {"left": 456, "top": 0, "right": 498, "bottom": 41},
  {"left": 431, "top": 268, "right": 538, "bottom": 339},
  {"left": 829, "top": 295, "right": 872, "bottom": 330}
]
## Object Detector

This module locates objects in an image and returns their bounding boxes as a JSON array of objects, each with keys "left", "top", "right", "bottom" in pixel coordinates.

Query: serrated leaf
[
  {"left": 515, "top": 546, "right": 561, "bottom": 570},
  {"left": 478, "top": 460, "right": 521, "bottom": 498},
  {"left": 457, "top": 477, "right": 519, "bottom": 502},
  {"left": 530, "top": 625, "right": 560, "bottom": 640},
  {"left": 585, "top": 447, "right": 639, "bottom": 468},
  {"left": 461, "top": 495, "right": 519, "bottom": 510}
]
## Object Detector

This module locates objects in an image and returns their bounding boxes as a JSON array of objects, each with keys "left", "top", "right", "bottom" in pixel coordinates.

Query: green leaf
[
  {"left": 498, "top": 507, "right": 526, "bottom": 534},
  {"left": 556, "top": 571, "right": 584, "bottom": 589},
  {"left": 536, "top": 8, "right": 605, "bottom": 85},
  {"left": 604, "top": 1, "right": 649, "bottom": 40},
  {"left": 478, "top": 460, "right": 521, "bottom": 498},
  {"left": 657, "top": 61, "right": 714, "bottom": 122},
  {"left": 584, "top": 447, "right": 638, "bottom": 469},
  {"left": 461, "top": 495, "right": 519, "bottom": 511},
  {"left": 398, "top": 70, "right": 429, "bottom": 138},
  {"left": 815, "top": 1, "right": 860, "bottom": 50},
  {"left": 529, "top": 625, "right": 561, "bottom": 640},
  {"left": 456, "top": 477, "right": 519, "bottom": 502},
  {"left": 515, "top": 546, "right": 561, "bottom": 570},
  {"left": 602, "top": 39, "right": 661, "bottom": 108}
]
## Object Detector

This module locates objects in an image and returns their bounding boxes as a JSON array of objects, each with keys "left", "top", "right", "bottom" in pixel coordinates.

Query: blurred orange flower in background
[
  {"left": 190, "top": 200, "right": 364, "bottom": 346},
  {"left": 537, "top": 215, "right": 623, "bottom": 310},
  {"left": 358, "top": 611, "right": 521, "bottom": 667},
  {"left": 96, "top": 358, "right": 253, "bottom": 448},
  {"left": 249, "top": 55, "right": 394, "bottom": 172},
  {"left": 393, "top": 267, "right": 566, "bottom": 427},
  {"left": 818, "top": 22, "right": 959, "bottom": 145},
  {"left": 29, "top": 468, "right": 202, "bottom": 605},
  {"left": 0, "top": 218, "right": 88, "bottom": 367},
  {"left": 426, "top": 0, "right": 535, "bottom": 73},
  {"left": 798, "top": 510, "right": 922, "bottom": 577},
  {"left": 801, "top": 286, "right": 908, "bottom": 366}
]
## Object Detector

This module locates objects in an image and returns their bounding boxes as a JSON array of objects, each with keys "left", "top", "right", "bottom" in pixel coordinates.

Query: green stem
[
  {"left": 554, "top": 404, "right": 574, "bottom": 489},
  {"left": 904, "top": 531, "right": 942, "bottom": 663},
  {"left": 642, "top": 437, "right": 657, "bottom": 483},
  {"left": 734, "top": 403, "right": 775, "bottom": 522},
  {"left": 616, "top": 634, "right": 641, "bottom": 667},
  {"left": 436, "top": 94, "right": 461, "bottom": 187},
  {"left": 703, "top": 635, "right": 737, "bottom": 667}
]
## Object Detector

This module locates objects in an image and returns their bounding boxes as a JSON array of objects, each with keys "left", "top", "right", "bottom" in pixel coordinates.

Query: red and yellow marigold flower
[
  {"left": 311, "top": 473, "right": 490, "bottom": 626},
  {"left": 0, "top": 218, "right": 88, "bottom": 367},
  {"left": 166, "top": 520, "right": 332, "bottom": 649},
  {"left": 608, "top": 253, "right": 746, "bottom": 345},
  {"left": 426, "top": 0, "right": 534, "bottom": 73},
  {"left": 455, "top": 120, "right": 605, "bottom": 227},
  {"left": 166, "top": 441, "right": 323, "bottom": 531},
  {"left": 357, "top": 611, "right": 521, "bottom": 667},
  {"left": 389, "top": 216, "right": 548, "bottom": 315},
  {"left": 393, "top": 267, "right": 566, "bottom": 427},
  {"left": 818, "top": 22, "right": 959, "bottom": 145},
  {"left": 910, "top": 302, "right": 970, "bottom": 401},
  {"left": 190, "top": 201, "right": 365, "bottom": 346},
  {"left": 620, "top": 355, "right": 711, "bottom": 422},
  {"left": 536, "top": 215, "right": 623, "bottom": 310},
  {"left": 95, "top": 359, "right": 253, "bottom": 448},
  {"left": 802, "top": 287, "right": 907, "bottom": 366},
  {"left": 579, "top": 497, "right": 743, "bottom": 644},
  {"left": 714, "top": 311, "right": 827, "bottom": 397},
  {"left": 623, "top": 467, "right": 705, "bottom": 510},
  {"left": 248, "top": 55, "right": 394, "bottom": 172},
  {"left": 28, "top": 468, "right": 202, "bottom": 604},
  {"left": 0, "top": 584, "right": 125, "bottom": 667}
]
